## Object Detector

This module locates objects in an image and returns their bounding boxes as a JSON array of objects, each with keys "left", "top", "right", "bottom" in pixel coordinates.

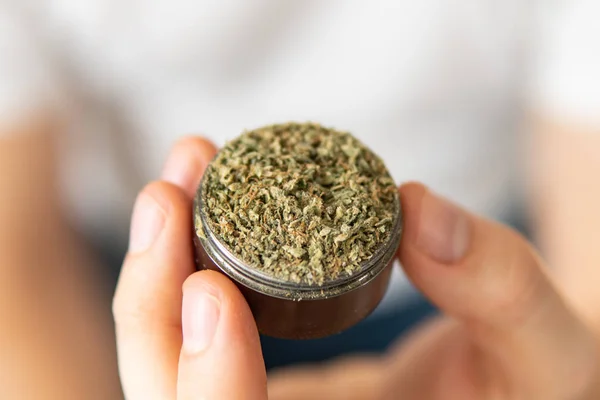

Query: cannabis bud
[{"left": 194, "top": 122, "right": 401, "bottom": 339}]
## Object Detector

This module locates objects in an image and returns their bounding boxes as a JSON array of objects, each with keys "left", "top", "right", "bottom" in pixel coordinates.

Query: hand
[
  {"left": 114, "top": 136, "right": 600, "bottom": 400},
  {"left": 269, "top": 184, "right": 600, "bottom": 399},
  {"left": 113, "top": 137, "right": 268, "bottom": 399}
]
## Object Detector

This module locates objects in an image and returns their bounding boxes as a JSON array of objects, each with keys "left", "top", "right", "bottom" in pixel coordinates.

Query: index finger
[
  {"left": 113, "top": 136, "right": 217, "bottom": 399},
  {"left": 161, "top": 135, "right": 218, "bottom": 198}
]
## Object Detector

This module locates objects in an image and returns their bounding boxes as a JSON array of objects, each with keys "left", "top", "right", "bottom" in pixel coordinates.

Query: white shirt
[{"left": 1, "top": 0, "right": 599, "bottom": 311}]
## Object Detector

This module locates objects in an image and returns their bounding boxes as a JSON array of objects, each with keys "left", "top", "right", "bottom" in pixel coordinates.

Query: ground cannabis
[{"left": 201, "top": 122, "right": 397, "bottom": 286}]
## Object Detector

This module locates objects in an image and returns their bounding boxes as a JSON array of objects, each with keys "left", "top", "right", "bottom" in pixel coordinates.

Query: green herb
[{"left": 201, "top": 122, "right": 397, "bottom": 286}]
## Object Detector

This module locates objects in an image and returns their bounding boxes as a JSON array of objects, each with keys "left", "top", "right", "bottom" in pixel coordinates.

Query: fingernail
[
  {"left": 182, "top": 288, "right": 221, "bottom": 354},
  {"left": 129, "top": 193, "right": 166, "bottom": 254},
  {"left": 415, "top": 190, "right": 471, "bottom": 263},
  {"left": 161, "top": 151, "right": 201, "bottom": 193}
]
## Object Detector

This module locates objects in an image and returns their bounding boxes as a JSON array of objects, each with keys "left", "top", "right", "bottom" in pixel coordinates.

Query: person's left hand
[
  {"left": 113, "top": 137, "right": 268, "bottom": 399},
  {"left": 113, "top": 136, "right": 600, "bottom": 400}
]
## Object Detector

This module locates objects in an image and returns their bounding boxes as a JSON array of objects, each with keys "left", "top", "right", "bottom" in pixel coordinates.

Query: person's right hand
[
  {"left": 268, "top": 183, "right": 600, "bottom": 400},
  {"left": 112, "top": 137, "right": 268, "bottom": 399},
  {"left": 114, "top": 135, "right": 600, "bottom": 400}
]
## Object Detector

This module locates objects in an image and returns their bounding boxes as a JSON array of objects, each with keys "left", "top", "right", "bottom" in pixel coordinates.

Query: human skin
[
  {"left": 0, "top": 117, "right": 123, "bottom": 400},
  {"left": 1, "top": 117, "right": 599, "bottom": 399},
  {"left": 113, "top": 134, "right": 600, "bottom": 400}
]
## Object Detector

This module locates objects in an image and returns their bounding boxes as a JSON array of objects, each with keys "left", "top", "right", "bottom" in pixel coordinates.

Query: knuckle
[
  {"left": 112, "top": 257, "right": 170, "bottom": 328},
  {"left": 481, "top": 239, "right": 545, "bottom": 325},
  {"left": 112, "top": 286, "right": 176, "bottom": 329},
  {"left": 112, "top": 275, "right": 143, "bottom": 326},
  {"left": 112, "top": 261, "right": 134, "bottom": 325},
  {"left": 111, "top": 289, "right": 126, "bottom": 324}
]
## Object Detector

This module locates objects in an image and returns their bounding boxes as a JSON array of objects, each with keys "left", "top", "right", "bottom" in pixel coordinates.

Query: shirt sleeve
[
  {"left": 530, "top": 0, "right": 600, "bottom": 127},
  {"left": 0, "top": 6, "right": 64, "bottom": 133}
]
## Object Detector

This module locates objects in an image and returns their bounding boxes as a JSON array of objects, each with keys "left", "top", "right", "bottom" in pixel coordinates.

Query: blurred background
[{"left": 1, "top": 1, "right": 599, "bottom": 399}]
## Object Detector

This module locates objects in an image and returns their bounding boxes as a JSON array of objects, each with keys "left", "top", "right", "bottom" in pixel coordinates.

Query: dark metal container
[{"left": 193, "top": 183, "right": 402, "bottom": 339}]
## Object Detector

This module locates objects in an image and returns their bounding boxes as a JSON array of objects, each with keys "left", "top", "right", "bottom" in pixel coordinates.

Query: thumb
[
  {"left": 398, "top": 183, "right": 598, "bottom": 395},
  {"left": 177, "top": 270, "right": 267, "bottom": 400}
]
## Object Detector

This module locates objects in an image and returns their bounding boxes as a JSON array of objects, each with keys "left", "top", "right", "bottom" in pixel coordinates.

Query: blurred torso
[{"left": 23, "top": 0, "right": 530, "bottom": 307}]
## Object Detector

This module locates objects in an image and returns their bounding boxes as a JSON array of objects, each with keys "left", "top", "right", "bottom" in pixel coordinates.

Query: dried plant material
[{"left": 202, "top": 122, "right": 397, "bottom": 285}]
